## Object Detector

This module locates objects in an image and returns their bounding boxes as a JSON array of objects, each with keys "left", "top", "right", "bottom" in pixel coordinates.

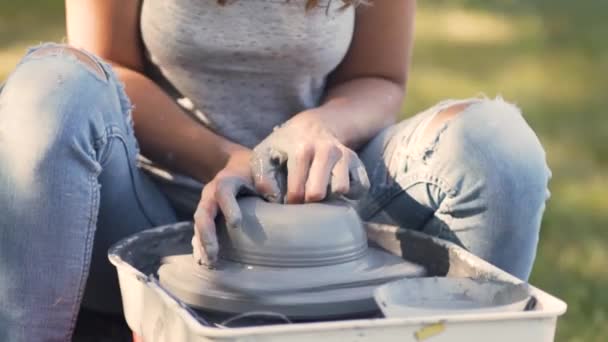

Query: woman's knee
[
  {"left": 367, "top": 97, "right": 551, "bottom": 220},
  {"left": 0, "top": 44, "right": 127, "bottom": 188},
  {"left": 420, "top": 98, "right": 549, "bottom": 278},
  {"left": 419, "top": 98, "right": 550, "bottom": 190},
  {"left": 28, "top": 44, "right": 108, "bottom": 81},
  {"left": 3, "top": 43, "right": 112, "bottom": 111},
  {"left": 0, "top": 43, "right": 129, "bottom": 141}
]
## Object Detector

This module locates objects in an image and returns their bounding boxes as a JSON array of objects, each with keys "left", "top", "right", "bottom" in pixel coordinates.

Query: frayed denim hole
[
  {"left": 25, "top": 44, "right": 109, "bottom": 83},
  {"left": 421, "top": 122, "right": 450, "bottom": 164}
]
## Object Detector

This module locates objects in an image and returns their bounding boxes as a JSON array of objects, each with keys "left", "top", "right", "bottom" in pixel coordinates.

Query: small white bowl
[{"left": 374, "top": 277, "right": 531, "bottom": 318}]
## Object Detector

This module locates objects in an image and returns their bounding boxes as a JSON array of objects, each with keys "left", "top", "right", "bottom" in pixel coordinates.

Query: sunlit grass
[
  {"left": 1, "top": 1, "right": 606, "bottom": 341},
  {"left": 0, "top": 0, "right": 64, "bottom": 80},
  {"left": 415, "top": 7, "right": 542, "bottom": 44}
]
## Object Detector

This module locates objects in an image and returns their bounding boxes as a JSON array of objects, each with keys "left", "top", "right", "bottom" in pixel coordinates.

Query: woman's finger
[
  {"left": 305, "top": 143, "right": 342, "bottom": 202},
  {"left": 330, "top": 151, "right": 351, "bottom": 196},
  {"left": 215, "top": 178, "right": 243, "bottom": 229},
  {"left": 286, "top": 142, "right": 314, "bottom": 204},
  {"left": 344, "top": 156, "right": 371, "bottom": 200},
  {"left": 251, "top": 147, "right": 287, "bottom": 203},
  {"left": 193, "top": 187, "right": 220, "bottom": 266}
]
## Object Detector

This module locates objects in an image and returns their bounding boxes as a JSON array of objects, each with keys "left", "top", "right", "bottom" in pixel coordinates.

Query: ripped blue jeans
[{"left": 0, "top": 44, "right": 550, "bottom": 341}]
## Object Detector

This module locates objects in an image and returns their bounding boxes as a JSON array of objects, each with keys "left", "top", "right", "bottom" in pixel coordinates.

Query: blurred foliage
[{"left": 0, "top": 0, "right": 606, "bottom": 341}]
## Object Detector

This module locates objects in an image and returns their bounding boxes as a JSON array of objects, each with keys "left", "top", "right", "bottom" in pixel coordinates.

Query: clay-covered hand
[
  {"left": 251, "top": 119, "right": 370, "bottom": 204},
  {"left": 193, "top": 150, "right": 254, "bottom": 267}
]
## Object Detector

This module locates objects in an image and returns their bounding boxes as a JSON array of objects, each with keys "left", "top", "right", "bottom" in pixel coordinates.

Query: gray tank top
[{"left": 140, "top": 0, "right": 355, "bottom": 149}]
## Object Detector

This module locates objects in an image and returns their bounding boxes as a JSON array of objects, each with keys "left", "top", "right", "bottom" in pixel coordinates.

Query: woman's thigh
[{"left": 356, "top": 98, "right": 551, "bottom": 280}]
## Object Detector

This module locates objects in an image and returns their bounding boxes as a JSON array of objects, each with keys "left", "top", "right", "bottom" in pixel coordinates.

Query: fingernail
[
  {"left": 228, "top": 218, "right": 241, "bottom": 229},
  {"left": 264, "top": 191, "right": 283, "bottom": 203}
]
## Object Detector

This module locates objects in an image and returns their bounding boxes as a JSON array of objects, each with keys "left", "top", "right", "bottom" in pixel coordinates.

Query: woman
[{"left": 0, "top": 0, "right": 550, "bottom": 340}]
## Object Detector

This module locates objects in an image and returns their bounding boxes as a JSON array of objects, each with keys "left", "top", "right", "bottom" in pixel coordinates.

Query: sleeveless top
[{"left": 140, "top": 0, "right": 356, "bottom": 149}]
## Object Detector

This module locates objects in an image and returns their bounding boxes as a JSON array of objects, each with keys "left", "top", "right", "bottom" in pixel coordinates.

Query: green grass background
[{"left": 1, "top": 1, "right": 606, "bottom": 341}]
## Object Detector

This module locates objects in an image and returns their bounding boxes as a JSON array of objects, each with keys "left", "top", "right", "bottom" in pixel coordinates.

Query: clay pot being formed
[
  {"left": 158, "top": 197, "right": 426, "bottom": 319},
  {"left": 217, "top": 197, "right": 368, "bottom": 267}
]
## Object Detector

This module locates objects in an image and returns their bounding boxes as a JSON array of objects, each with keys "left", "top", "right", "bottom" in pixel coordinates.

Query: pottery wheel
[{"left": 158, "top": 197, "right": 426, "bottom": 319}]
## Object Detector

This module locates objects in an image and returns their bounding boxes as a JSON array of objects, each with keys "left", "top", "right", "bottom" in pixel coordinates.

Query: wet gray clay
[{"left": 159, "top": 197, "right": 426, "bottom": 318}]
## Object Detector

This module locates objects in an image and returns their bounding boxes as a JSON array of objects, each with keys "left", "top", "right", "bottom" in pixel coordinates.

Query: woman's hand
[
  {"left": 193, "top": 149, "right": 254, "bottom": 267},
  {"left": 251, "top": 117, "right": 370, "bottom": 204}
]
